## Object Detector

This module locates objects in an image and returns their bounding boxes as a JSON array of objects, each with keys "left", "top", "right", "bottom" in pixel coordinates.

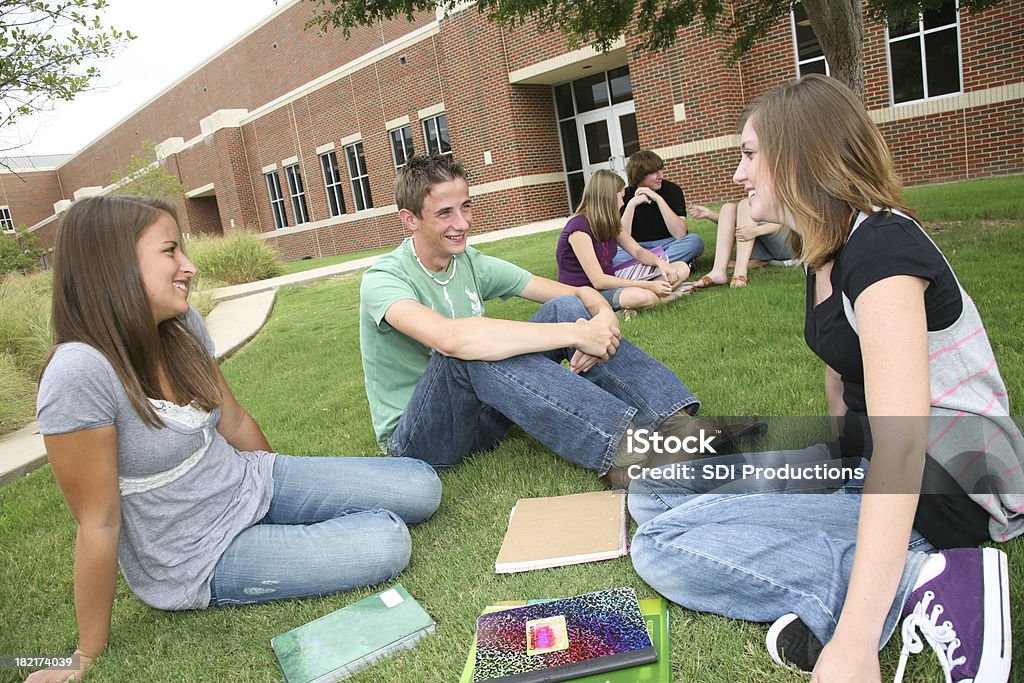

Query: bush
[
  {"left": 0, "top": 352, "right": 37, "bottom": 433},
  {"left": 0, "top": 271, "right": 52, "bottom": 378},
  {"left": 186, "top": 231, "right": 283, "bottom": 286},
  {"left": 0, "top": 272, "right": 52, "bottom": 432}
]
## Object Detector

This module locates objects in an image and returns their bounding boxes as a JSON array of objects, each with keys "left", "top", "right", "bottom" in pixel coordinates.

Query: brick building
[{"left": 1, "top": 0, "right": 1021, "bottom": 263}]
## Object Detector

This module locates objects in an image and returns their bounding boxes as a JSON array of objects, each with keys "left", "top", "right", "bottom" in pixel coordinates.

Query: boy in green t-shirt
[{"left": 359, "top": 155, "right": 761, "bottom": 487}]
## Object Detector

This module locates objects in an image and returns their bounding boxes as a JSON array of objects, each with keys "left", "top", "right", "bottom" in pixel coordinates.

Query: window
[
  {"left": 284, "top": 164, "right": 310, "bottom": 224},
  {"left": 887, "top": 0, "right": 961, "bottom": 104},
  {"left": 390, "top": 126, "right": 415, "bottom": 169},
  {"left": 422, "top": 114, "right": 451, "bottom": 157},
  {"left": 319, "top": 151, "right": 347, "bottom": 217},
  {"left": 345, "top": 142, "right": 373, "bottom": 211},
  {"left": 0, "top": 206, "right": 13, "bottom": 232},
  {"left": 265, "top": 171, "right": 288, "bottom": 229},
  {"left": 791, "top": 3, "right": 830, "bottom": 77}
]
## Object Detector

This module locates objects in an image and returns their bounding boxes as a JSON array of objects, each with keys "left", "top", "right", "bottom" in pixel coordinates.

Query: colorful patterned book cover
[
  {"left": 271, "top": 584, "right": 434, "bottom": 683},
  {"left": 459, "top": 598, "right": 670, "bottom": 683},
  {"left": 471, "top": 587, "right": 657, "bottom": 683}
]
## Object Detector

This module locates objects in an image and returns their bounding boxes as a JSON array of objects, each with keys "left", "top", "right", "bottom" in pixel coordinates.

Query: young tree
[
  {"left": 303, "top": 0, "right": 1002, "bottom": 100},
  {"left": 110, "top": 141, "right": 187, "bottom": 201},
  {"left": 1, "top": 1, "right": 133, "bottom": 155},
  {"left": 0, "top": 228, "right": 43, "bottom": 275}
]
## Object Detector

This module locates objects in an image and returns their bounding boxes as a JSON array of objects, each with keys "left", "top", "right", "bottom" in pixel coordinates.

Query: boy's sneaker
[
  {"left": 895, "top": 547, "right": 1011, "bottom": 683},
  {"left": 765, "top": 613, "right": 823, "bottom": 673}
]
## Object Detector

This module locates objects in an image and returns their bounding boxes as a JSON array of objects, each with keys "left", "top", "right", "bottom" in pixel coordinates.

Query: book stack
[{"left": 459, "top": 587, "right": 670, "bottom": 683}]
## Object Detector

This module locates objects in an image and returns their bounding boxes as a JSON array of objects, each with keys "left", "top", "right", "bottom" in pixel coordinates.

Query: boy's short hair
[
  {"left": 395, "top": 155, "right": 468, "bottom": 217},
  {"left": 626, "top": 151, "right": 665, "bottom": 186}
]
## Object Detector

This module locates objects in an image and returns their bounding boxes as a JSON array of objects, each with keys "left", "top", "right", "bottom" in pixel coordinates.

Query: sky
[{"left": 7, "top": 0, "right": 286, "bottom": 157}]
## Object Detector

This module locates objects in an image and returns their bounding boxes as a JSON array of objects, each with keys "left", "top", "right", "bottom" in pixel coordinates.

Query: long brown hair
[
  {"left": 739, "top": 74, "right": 911, "bottom": 269},
  {"left": 576, "top": 170, "right": 626, "bottom": 243},
  {"left": 47, "top": 196, "right": 220, "bottom": 426}
]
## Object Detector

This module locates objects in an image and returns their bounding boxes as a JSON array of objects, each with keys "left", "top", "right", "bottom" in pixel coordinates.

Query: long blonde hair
[
  {"left": 47, "top": 196, "right": 220, "bottom": 427},
  {"left": 575, "top": 170, "right": 626, "bottom": 243},
  {"left": 740, "top": 74, "right": 911, "bottom": 269}
]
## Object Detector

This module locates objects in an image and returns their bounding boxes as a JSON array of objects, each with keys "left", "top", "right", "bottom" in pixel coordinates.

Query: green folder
[
  {"left": 459, "top": 597, "right": 670, "bottom": 683},
  {"left": 272, "top": 584, "right": 434, "bottom": 683}
]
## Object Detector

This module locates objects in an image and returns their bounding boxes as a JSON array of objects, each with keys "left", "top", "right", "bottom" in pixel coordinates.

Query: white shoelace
[{"left": 893, "top": 590, "right": 965, "bottom": 683}]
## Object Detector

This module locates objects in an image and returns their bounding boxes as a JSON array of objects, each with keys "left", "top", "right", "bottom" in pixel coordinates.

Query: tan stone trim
[
  {"left": 507, "top": 39, "right": 626, "bottom": 84},
  {"left": 281, "top": 156, "right": 299, "bottom": 167},
  {"left": 257, "top": 204, "right": 398, "bottom": 239},
  {"left": 653, "top": 134, "right": 740, "bottom": 162},
  {"left": 186, "top": 183, "right": 216, "bottom": 199},
  {"left": 315, "top": 142, "right": 336, "bottom": 155},
  {"left": 261, "top": 163, "right": 278, "bottom": 174},
  {"left": 340, "top": 133, "right": 362, "bottom": 147},
  {"left": 469, "top": 172, "right": 565, "bottom": 196},
  {"left": 386, "top": 115, "right": 411, "bottom": 130},
  {"left": 869, "top": 82, "right": 1024, "bottom": 124},
  {"left": 417, "top": 102, "right": 445, "bottom": 119},
  {"left": 673, "top": 103, "right": 687, "bottom": 122}
]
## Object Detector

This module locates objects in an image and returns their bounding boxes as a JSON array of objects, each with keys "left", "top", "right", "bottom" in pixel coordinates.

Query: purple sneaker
[{"left": 894, "top": 547, "right": 1011, "bottom": 683}]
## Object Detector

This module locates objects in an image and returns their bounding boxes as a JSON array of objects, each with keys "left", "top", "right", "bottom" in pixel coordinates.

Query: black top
[
  {"left": 621, "top": 179, "right": 687, "bottom": 243},
  {"left": 803, "top": 210, "right": 985, "bottom": 549}
]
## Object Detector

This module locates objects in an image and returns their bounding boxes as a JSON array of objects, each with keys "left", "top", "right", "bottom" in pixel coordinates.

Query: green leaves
[{"left": 1, "top": 0, "right": 134, "bottom": 141}]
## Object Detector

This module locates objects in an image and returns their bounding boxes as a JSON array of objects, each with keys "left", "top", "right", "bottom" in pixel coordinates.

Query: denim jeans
[
  {"left": 613, "top": 234, "right": 705, "bottom": 268},
  {"left": 209, "top": 455, "right": 441, "bottom": 606},
  {"left": 388, "top": 295, "right": 698, "bottom": 473},
  {"left": 628, "top": 445, "right": 934, "bottom": 648}
]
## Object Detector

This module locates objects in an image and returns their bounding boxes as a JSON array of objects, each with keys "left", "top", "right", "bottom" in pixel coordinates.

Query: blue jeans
[
  {"left": 628, "top": 446, "right": 934, "bottom": 649},
  {"left": 388, "top": 295, "right": 698, "bottom": 473},
  {"left": 613, "top": 234, "right": 705, "bottom": 268},
  {"left": 209, "top": 455, "right": 441, "bottom": 606}
]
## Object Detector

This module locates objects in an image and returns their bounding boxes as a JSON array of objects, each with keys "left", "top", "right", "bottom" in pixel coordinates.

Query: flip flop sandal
[
  {"left": 730, "top": 275, "right": 749, "bottom": 288},
  {"left": 691, "top": 274, "right": 726, "bottom": 289}
]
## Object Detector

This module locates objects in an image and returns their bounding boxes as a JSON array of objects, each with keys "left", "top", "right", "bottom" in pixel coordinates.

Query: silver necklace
[{"left": 412, "top": 246, "right": 457, "bottom": 285}]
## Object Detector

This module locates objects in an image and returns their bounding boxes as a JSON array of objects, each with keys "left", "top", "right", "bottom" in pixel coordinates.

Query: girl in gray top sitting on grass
[{"left": 28, "top": 196, "right": 440, "bottom": 682}]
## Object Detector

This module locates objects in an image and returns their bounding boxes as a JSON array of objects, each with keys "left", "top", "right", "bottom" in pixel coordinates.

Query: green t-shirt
[{"left": 359, "top": 238, "right": 532, "bottom": 451}]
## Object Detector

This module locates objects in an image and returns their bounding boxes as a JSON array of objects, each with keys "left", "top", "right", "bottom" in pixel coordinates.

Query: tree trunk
[{"left": 802, "top": 0, "right": 866, "bottom": 101}]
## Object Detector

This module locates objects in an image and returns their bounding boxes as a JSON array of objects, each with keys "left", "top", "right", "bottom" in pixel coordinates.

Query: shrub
[
  {"left": 186, "top": 231, "right": 283, "bottom": 286},
  {"left": 0, "top": 271, "right": 52, "bottom": 378},
  {"left": 0, "top": 352, "right": 37, "bottom": 433}
]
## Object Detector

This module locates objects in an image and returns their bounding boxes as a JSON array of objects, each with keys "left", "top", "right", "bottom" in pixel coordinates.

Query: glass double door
[
  {"left": 555, "top": 66, "right": 640, "bottom": 211},
  {"left": 576, "top": 101, "right": 639, "bottom": 180}
]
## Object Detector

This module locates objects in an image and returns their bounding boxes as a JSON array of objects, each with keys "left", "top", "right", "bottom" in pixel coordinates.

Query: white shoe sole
[{"left": 975, "top": 547, "right": 1011, "bottom": 682}]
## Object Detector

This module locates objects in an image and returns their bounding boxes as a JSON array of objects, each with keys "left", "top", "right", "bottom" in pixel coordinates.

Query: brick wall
[{"left": 0, "top": 170, "right": 64, "bottom": 229}]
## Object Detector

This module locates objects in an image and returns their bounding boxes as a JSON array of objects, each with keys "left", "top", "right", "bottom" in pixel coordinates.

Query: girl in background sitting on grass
[
  {"left": 26, "top": 196, "right": 440, "bottom": 682},
  {"left": 556, "top": 170, "right": 689, "bottom": 313},
  {"left": 688, "top": 197, "right": 794, "bottom": 289},
  {"left": 628, "top": 74, "right": 1018, "bottom": 683}
]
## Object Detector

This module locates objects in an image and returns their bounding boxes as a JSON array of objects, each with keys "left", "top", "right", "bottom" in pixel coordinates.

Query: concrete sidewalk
[{"left": 0, "top": 217, "right": 565, "bottom": 487}]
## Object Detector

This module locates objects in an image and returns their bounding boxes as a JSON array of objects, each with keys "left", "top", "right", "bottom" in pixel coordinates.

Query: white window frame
[
  {"left": 389, "top": 125, "right": 415, "bottom": 170},
  {"left": 284, "top": 164, "right": 310, "bottom": 224},
  {"left": 344, "top": 142, "right": 373, "bottom": 212},
  {"left": 886, "top": 0, "right": 963, "bottom": 105},
  {"left": 319, "top": 151, "right": 347, "bottom": 217},
  {"left": 0, "top": 206, "right": 14, "bottom": 233},
  {"left": 422, "top": 113, "right": 451, "bottom": 157},
  {"left": 265, "top": 171, "right": 288, "bottom": 229},
  {"left": 790, "top": 3, "right": 830, "bottom": 77}
]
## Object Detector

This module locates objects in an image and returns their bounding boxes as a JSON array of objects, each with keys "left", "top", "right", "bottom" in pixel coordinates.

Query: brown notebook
[{"left": 494, "top": 490, "right": 628, "bottom": 574}]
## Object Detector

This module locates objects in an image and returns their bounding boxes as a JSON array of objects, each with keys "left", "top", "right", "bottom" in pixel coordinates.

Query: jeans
[
  {"left": 613, "top": 234, "right": 705, "bottom": 268},
  {"left": 628, "top": 446, "right": 934, "bottom": 648},
  {"left": 209, "top": 455, "right": 441, "bottom": 606},
  {"left": 388, "top": 295, "right": 698, "bottom": 473}
]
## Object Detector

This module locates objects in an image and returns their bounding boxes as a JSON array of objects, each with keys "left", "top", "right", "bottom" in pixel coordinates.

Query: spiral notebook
[{"left": 471, "top": 587, "right": 657, "bottom": 683}]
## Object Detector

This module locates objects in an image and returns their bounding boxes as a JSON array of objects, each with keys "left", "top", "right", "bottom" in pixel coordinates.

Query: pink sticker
[{"left": 525, "top": 615, "right": 569, "bottom": 656}]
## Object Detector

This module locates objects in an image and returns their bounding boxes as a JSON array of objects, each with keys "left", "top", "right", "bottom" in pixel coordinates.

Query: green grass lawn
[{"left": 1, "top": 176, "right": 1022, "bottom": 682}]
